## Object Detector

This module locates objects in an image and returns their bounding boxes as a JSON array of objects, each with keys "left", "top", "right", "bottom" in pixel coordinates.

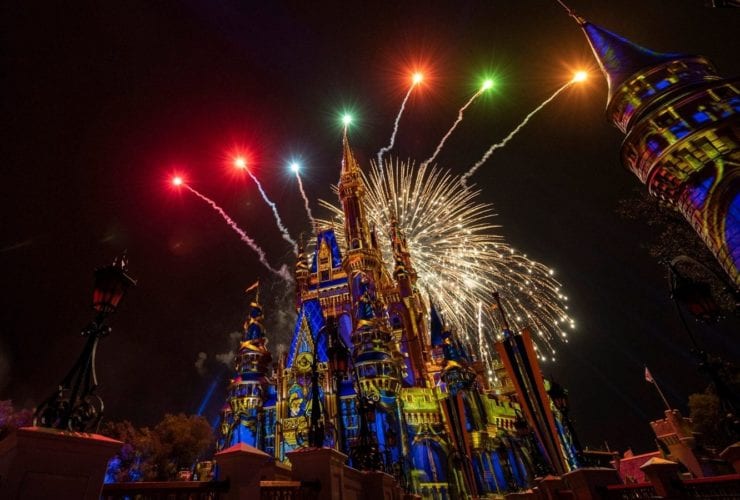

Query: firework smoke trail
[
  {"left": 183, "top": 184, "right": 293, "bottom": 283},
  {"left": 376, "top": 85, "right": 416, "bottom": 172},
  {"left": 246, "top": 170, "right": 298, "bottom": 256},
  {"left": 460, "top": 82, "right": 572, "bottom": 187},
  {"left": 295, "top": 174, "right": 315, "bottom": 229},
  {"left": 421, "top": 89, "right": 485, "bottom": 168},
  {"left": 319, "top": 159, "right": 574, "bottom": 370}
]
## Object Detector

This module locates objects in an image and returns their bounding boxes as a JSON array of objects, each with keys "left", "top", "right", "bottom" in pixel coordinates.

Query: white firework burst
[{"left": 319, "top": 158, "right": 574, "bottom": 368}]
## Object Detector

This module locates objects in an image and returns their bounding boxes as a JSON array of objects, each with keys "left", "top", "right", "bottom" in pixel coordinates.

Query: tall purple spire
[{"left": 579, "top": 21, "right": 685, "bottom": 100}]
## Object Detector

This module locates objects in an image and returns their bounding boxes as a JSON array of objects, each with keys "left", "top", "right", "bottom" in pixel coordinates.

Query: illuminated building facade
[
  {"left": 578, "top": 15, "right": 740, "bottom": 284},
  {"left": 218, "top": 135, "right": 580, "bottom": 497}
]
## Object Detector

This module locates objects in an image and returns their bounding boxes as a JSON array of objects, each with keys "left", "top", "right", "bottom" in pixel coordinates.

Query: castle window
[
  {"left": 654, "top": 111, "right": 677, "bottom": 129},
  {"left": 669, "top": 122, "right": 690, "bottom": 140},
  {"left": 654, "top": 79, "right": 671, "bottom": 91},
  {"left": 646, "top": 135, "right": 668, "bottom": 154},
  {"left": 731, "top": 96, "right": 740, "bottom": 112},
  {"left": 390, "top": 315, "right": 402, "bottom": 328},
  {"left": 692, "top": 111, "right": 711, "bottom": 124},
  {"left": 639, "top": 86, "right": 656, "bottom": 99},
  {"left": 710, "top": 85, "right": 735, "bottom": 101}
]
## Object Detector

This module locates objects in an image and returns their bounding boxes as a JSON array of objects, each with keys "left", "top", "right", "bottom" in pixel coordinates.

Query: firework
[
  {"left": 182, "top": 183, "right": 293, "bottom": 282},
  {"left": 376, "top": 75, "right": 422, "bottom": 172},
  {"left": 294, "top": 170, "right": 316, "bottom": 230},
  {"left": 234, "top": 157, "right": 299, "bottom": 256},
  {"left": 319, "top": 159, "right": 573, "bottom": 369},
  {"left": 421, "top": 79, "right": 493, "bottom": 168},
  {"left": 460, "top": 82, "right": 573, "bottom": 188}
]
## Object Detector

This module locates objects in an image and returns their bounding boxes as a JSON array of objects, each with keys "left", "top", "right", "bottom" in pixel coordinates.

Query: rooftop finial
[{"left": 555, "top": 0, "right": 585, "bottom": 24}]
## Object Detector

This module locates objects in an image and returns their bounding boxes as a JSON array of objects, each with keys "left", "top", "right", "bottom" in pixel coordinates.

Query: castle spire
[
  {"left": 338, "top": 130, "right": 372, "bottom": 252},
  {"left": 568, "top": 10, "right": 739, "bottom": 283},
  {"left": 341, "top": 128, "right": 360, "bottom": 175},
  {"left": 567, "top": 10, "right": 685, "bottom": 101}
]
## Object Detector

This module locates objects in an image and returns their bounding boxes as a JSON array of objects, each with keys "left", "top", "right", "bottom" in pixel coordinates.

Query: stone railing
[
  {"left": 101, "top": 479, "right": 229, "bottom": 499},
  {"left": 681, "top": 473, "right": 740, "bottom": 498},
  {"left": 259, "top": 480, "right": 320, "bottom": 500},
  {"left": 603, "top": 482, "right": 657, "bottom": 499},
  {"left": 504, "top": 451, "right": 740, "bottom": 500}
]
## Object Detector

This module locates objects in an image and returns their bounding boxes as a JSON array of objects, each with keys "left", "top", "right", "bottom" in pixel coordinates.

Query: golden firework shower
[{"left": 320, "top": 158, "right": 574, "bottom": 376}]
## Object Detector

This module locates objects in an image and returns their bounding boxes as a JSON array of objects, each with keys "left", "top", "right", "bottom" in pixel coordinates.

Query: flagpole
[
  {"left": 654, "top": 380, "right": 672, "bottom": 412},
  {"left": 645, "top": 366, "right": 672, "bottom": 411}
]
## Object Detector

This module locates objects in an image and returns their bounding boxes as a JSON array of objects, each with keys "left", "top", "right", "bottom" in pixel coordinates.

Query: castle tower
[
  {"left": 338, "top": 132, "right": 406, "bottom": 471},
  {"left": 217, "top": 289, "right": 272, "bottom": 451},
  {"left": 492, "top": 293, "right": 575, "bottom": 475},
  {"left": 576, "top": 14, "right": 740, "bottom": 283},
  {"left": 387, "top": 215, "right": 429, "bottom": 387}
]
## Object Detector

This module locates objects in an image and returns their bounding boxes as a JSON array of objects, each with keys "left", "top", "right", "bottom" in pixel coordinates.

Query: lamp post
[
  {"left": 307, "top": 316, "right": 353, "bottom": 450},
  {"left": 348, "top": 365, "right": 383, "bottom": 471},
  {"left": 546, "top": 381, "right": 583, "bottom": 467},
  {"left": 326, "top": 317, "right": 350, "bottom": 453},
  {"left": 666, "top": 256, "right": 740, "bottom": 441},
  {"left": 307, "top": 325, "right": 326, "bottom": 448},
  {"left": 34, "top": 254, "right": 136, "bottom": 432}
]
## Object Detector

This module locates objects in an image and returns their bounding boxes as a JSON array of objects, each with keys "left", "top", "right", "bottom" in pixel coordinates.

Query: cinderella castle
[
  {"left": 214, "top": 6, "right": 739, "bottom": 498},
  {"left": 214, "top": 130, "right": 581, "bottom": 498}
]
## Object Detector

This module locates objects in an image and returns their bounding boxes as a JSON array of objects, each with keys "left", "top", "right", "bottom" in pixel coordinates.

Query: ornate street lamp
[
  {"left": 666, "top": 256, "right": 740, "bottom": 441},
  {"left": 326, "top": 317, "right": 350, "bottom": 453},
  {"left": 307, "top": 325, "right": 328, "bottom": 448},
  {"left": 546, "top": 381, "right": 583, "bottom": 467},
  {"left": 34, "top": 254, "right": 136, "bottom": 432},
  {"left": 348, "top": 362, "right": 383, "bottom": 470}
]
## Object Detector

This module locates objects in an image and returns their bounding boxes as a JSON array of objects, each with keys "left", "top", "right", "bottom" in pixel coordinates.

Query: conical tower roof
[
  {"left": 341, "top": 128, "right": 361, "bottom": 175},
  {"left": 578, "top": 19, "right": 686, "bottom": 100}
]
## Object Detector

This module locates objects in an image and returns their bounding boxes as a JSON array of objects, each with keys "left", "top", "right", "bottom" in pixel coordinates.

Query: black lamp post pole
[
  {"left": 326, "top": 317, "right": 348, "bottom": 454},
  {"left": 34, "top": 254, "right": 135, "bottom": 432},
  {"left": 666, "top": 257, "right": 739, "bottom": 439},
  {"left": 348, "top": 363, "right": 383, "bottom": 471},
  {"left": 308, "top": 327, "right": 326, "bottom": 448}
]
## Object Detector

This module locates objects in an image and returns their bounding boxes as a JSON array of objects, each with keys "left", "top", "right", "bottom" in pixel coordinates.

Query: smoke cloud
[{"left": 194, "top": 351, "right": 208, "bottom": 376}]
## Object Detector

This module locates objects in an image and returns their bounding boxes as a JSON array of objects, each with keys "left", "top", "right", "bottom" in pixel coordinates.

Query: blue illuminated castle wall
[{"left": 216, "top": 133, "right": 581, "bottom": 498}]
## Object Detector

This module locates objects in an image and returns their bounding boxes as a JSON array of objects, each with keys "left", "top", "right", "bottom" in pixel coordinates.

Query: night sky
[{"left": 2, "top": 1, "right": 739, "bottom": 453}]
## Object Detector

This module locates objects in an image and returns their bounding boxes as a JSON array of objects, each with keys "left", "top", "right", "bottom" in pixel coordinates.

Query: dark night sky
[{"left": 2, "top": 1, "right": 738, "bottom": 453}]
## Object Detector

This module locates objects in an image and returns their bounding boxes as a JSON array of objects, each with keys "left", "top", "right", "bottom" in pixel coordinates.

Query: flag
[
  {"left": 245, "top": 280, "right": 259, "bottom": 294},
  {"left": 644, "top": 366, "right": 654, "bottom": 384}
]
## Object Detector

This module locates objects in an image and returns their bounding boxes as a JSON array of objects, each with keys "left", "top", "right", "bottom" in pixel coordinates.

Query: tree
[
  {"left": 0, "top": 400, "right": 33, "bottom": 441},
  {"left": 102, "top": 413, "right": 214, "bottom": 482},
  {"left": 688, "top": 359, "right": 740, "bottom": 450},
  {"left": 617, "top": 189, "right": 737, "bottom": 314},
  {"left": 617, "top": 189, "right": 720, "bottom": 268},
  {"left": 152, "top": 413, "right": 215, "bottom": 480}
]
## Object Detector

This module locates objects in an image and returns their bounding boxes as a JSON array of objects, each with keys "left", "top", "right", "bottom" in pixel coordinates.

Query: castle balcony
[{"left": 417, "top": 482, "right": 451, "bottom": 499}]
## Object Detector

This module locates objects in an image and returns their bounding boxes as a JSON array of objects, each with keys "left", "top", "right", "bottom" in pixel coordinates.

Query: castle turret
[
  {"left": 387, "top": 214, "right": 429, "bottom": 387},
  {"left": 339, "top": 131, "right": 374, "bottom": 256},
  {"left": 217, "top": 289, "right": 272, "bottom": 451},
  {"left": 575, "top": 13, "right": 740, "bottom": 283}
]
